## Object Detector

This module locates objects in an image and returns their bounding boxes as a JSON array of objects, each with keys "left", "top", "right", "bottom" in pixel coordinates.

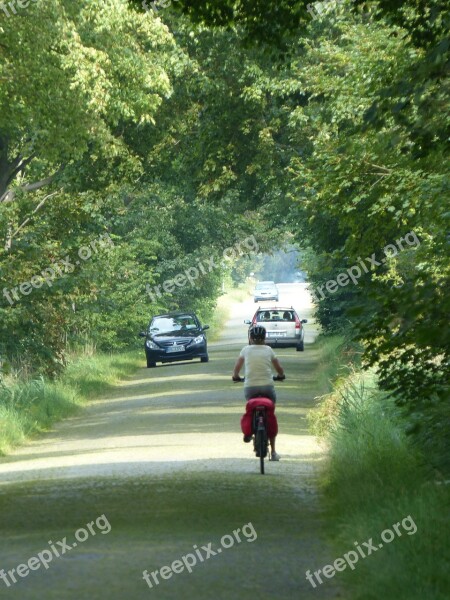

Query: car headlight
[
  {"left": 146, "top": 340, "right": 159, "bottom": 350},
  {"left": 192, "top": 335, "right": 205, "bottom": 345}
]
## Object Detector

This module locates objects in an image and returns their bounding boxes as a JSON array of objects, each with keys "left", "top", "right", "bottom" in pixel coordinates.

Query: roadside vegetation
[
  {"left": 310, "top": 338, "right": 450, "bottom": 599},
  {"left": 0, "top": 351, "right": 141, "bottom": 455}
]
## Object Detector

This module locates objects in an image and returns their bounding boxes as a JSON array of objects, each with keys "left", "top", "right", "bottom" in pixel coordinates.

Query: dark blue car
[{"left": 140, "top": 311, "right": 209, "bottom": 368}]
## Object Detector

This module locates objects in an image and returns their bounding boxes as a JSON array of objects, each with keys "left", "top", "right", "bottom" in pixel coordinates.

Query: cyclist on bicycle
[{"left": 232, "top": 325, "right": 285, "bottom": 461}]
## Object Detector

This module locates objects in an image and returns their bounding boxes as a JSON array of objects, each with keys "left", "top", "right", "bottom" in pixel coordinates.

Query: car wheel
[
  {"left": 146, "top": 358, "right": 156, "bottom": 368},
  {"left": 201, "top": 355, "right": 209, "bottom": 363},
  {"left": 296, "top": 341, "right": 304, "bottom": 352}
]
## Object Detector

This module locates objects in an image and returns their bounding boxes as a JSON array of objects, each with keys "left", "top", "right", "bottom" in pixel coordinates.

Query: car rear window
[
  {"left": 257, "top": 310, "right": 295, "bottom": 322},
  {"left": 255, "top": 282, "right": 276, "bottom": 289}
]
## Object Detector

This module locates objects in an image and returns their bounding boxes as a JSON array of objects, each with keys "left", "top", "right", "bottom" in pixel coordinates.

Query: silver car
[
  {"left": 253, "top": 281, "right": 279, "bottom": 303},
  {"left": 245, "top": 307, "right": 307, "bottom": 351}
]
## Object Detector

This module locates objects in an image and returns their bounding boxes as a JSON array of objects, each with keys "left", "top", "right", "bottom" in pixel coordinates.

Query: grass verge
[
  {"left": 207, "top": 283, "right": 253, "bottom": 342},
  {"left": 0, "top": 351, "right": 141, "bottom": 455},
  {"left": 312, "top": 368, "right": 450, "bottom": 600},
  {"left": 308, "top": 334, "right": 363, "bottom": 434}
]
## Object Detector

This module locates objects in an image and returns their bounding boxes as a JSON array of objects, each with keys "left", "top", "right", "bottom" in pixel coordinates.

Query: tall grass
[
  {"left": 0, "top": 351, "right": 141, "bottom": 455},
  {"left": 314, "top": 370, "right": 450, "bottom": 599},
  {"left": 204, "top": 299, "right": 230, "bottom": 342},
  {"left": 308, "top": 334, "right": 363, "bottom": 432},
  {"left": 315, "top": 334, "right": 348, "bottom": 390},
  {"left": 61, "top": 351, "right": 141, "bottom": 398}
]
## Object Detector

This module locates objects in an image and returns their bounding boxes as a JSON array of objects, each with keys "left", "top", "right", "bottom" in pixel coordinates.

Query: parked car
[
  {"left": 245, "top": 306, "right": 307, "bottom": 351},
  {"left": 253, "top": 281, "right": 279, "bottom": 303},
  {"left": 140, "top": 312, "right": 209, "bottom": 367}
]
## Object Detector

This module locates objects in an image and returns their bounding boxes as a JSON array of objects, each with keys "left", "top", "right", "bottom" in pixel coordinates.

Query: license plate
[
  {"left": 166, "top": 346, "right": 185, "bottom": 353},
  {"left": 268, "top": 332, "right": 286, "bottom": 337}
]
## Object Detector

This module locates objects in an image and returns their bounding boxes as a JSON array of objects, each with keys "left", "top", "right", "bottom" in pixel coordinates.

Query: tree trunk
[{"left": 0, "top": 135, "right": 12, "bottom": 200}]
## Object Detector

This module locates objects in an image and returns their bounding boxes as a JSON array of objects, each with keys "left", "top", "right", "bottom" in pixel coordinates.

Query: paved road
[
  {"left": 215, "top": 283, "right": 317, "bottom": 347},
  {"left": 0, "top": 283, "right": 318, "bottom": 484},
  {"left": 0, "top": 284, "right": 340, "bottom": 600}
]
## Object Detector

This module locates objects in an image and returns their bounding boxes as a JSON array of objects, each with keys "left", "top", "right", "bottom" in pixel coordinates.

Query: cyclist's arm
[
  {"left": 232, "top": 357, "right": 245, "bottom": 380},
  {"left": 272, "top": 357, "right": 285, "bottom": 377}
]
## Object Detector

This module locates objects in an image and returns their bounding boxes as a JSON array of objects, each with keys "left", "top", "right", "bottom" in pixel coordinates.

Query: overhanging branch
[{"left": 0, "top": 164, "right": 65, "bottom": 204}]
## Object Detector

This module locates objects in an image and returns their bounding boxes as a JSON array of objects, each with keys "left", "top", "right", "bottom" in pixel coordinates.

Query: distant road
[{"left": 214, "top": 282, "right": 319, "bottom": 348}]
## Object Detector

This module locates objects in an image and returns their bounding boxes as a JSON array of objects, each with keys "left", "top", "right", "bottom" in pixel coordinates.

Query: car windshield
[{"left": 150, "top": 315, "right": 198, "bottom": 334}]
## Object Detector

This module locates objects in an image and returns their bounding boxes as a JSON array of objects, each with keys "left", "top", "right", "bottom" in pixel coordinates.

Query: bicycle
[{"left": 233, "top": 375, "right": 285, "bottom": 474}]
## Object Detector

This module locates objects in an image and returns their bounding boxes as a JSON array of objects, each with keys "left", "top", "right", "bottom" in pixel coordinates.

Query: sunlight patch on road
[
  {"left": 0, "top": 433, "right": 324, "bottom": 484},
  {"left": 137, "top": 406, "right": 242, "bottom": 415},
  {"left": 93, "top": 387, "right": 235, "bottom": 405}
]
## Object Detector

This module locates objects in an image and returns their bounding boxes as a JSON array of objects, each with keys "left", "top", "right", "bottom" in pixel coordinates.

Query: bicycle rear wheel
[{"left": 259, "top": 432, "right": 265, "bottom": 474}]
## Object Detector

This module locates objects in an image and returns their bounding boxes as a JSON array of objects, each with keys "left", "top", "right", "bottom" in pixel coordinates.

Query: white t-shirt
[{"left": 239, "top": 344, "right": 276, "bottom": 388}]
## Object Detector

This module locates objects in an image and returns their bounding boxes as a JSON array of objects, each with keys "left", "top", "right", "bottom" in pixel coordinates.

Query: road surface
[{"left": 0, "top": 283, "right": 341, "bottom": 599}]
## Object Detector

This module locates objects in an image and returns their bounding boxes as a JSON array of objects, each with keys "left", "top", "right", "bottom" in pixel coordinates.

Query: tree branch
[
  {"left": 22, "top": 174, "right": 58, "bottom": 193},
  {"left": 4, "top": 191, "right": 59, "bottom": 251},
  {"left": 7, "top": 153, "right": 37, "bottom": 186},
  {"left": 14, "top": 191, "right": 59, "bottom": 237},
  {"left": 0, "top": 164, "right": 65, "bottom": 204},
  {"left": 364, "top": 161, "right": 393, "bottom": 174}
]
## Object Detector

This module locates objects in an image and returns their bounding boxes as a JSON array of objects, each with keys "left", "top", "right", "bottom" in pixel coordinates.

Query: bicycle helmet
[{"left": 249, "top": 325, "right": 266, "bottom": 341}]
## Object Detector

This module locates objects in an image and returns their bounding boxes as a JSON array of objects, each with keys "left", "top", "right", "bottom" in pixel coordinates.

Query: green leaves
[
  {"left": 0, "top": 0, "right": 175, "bottom": 202},
  {"left": 277, "top": 2, "right": 450, "bottom": 423}
]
